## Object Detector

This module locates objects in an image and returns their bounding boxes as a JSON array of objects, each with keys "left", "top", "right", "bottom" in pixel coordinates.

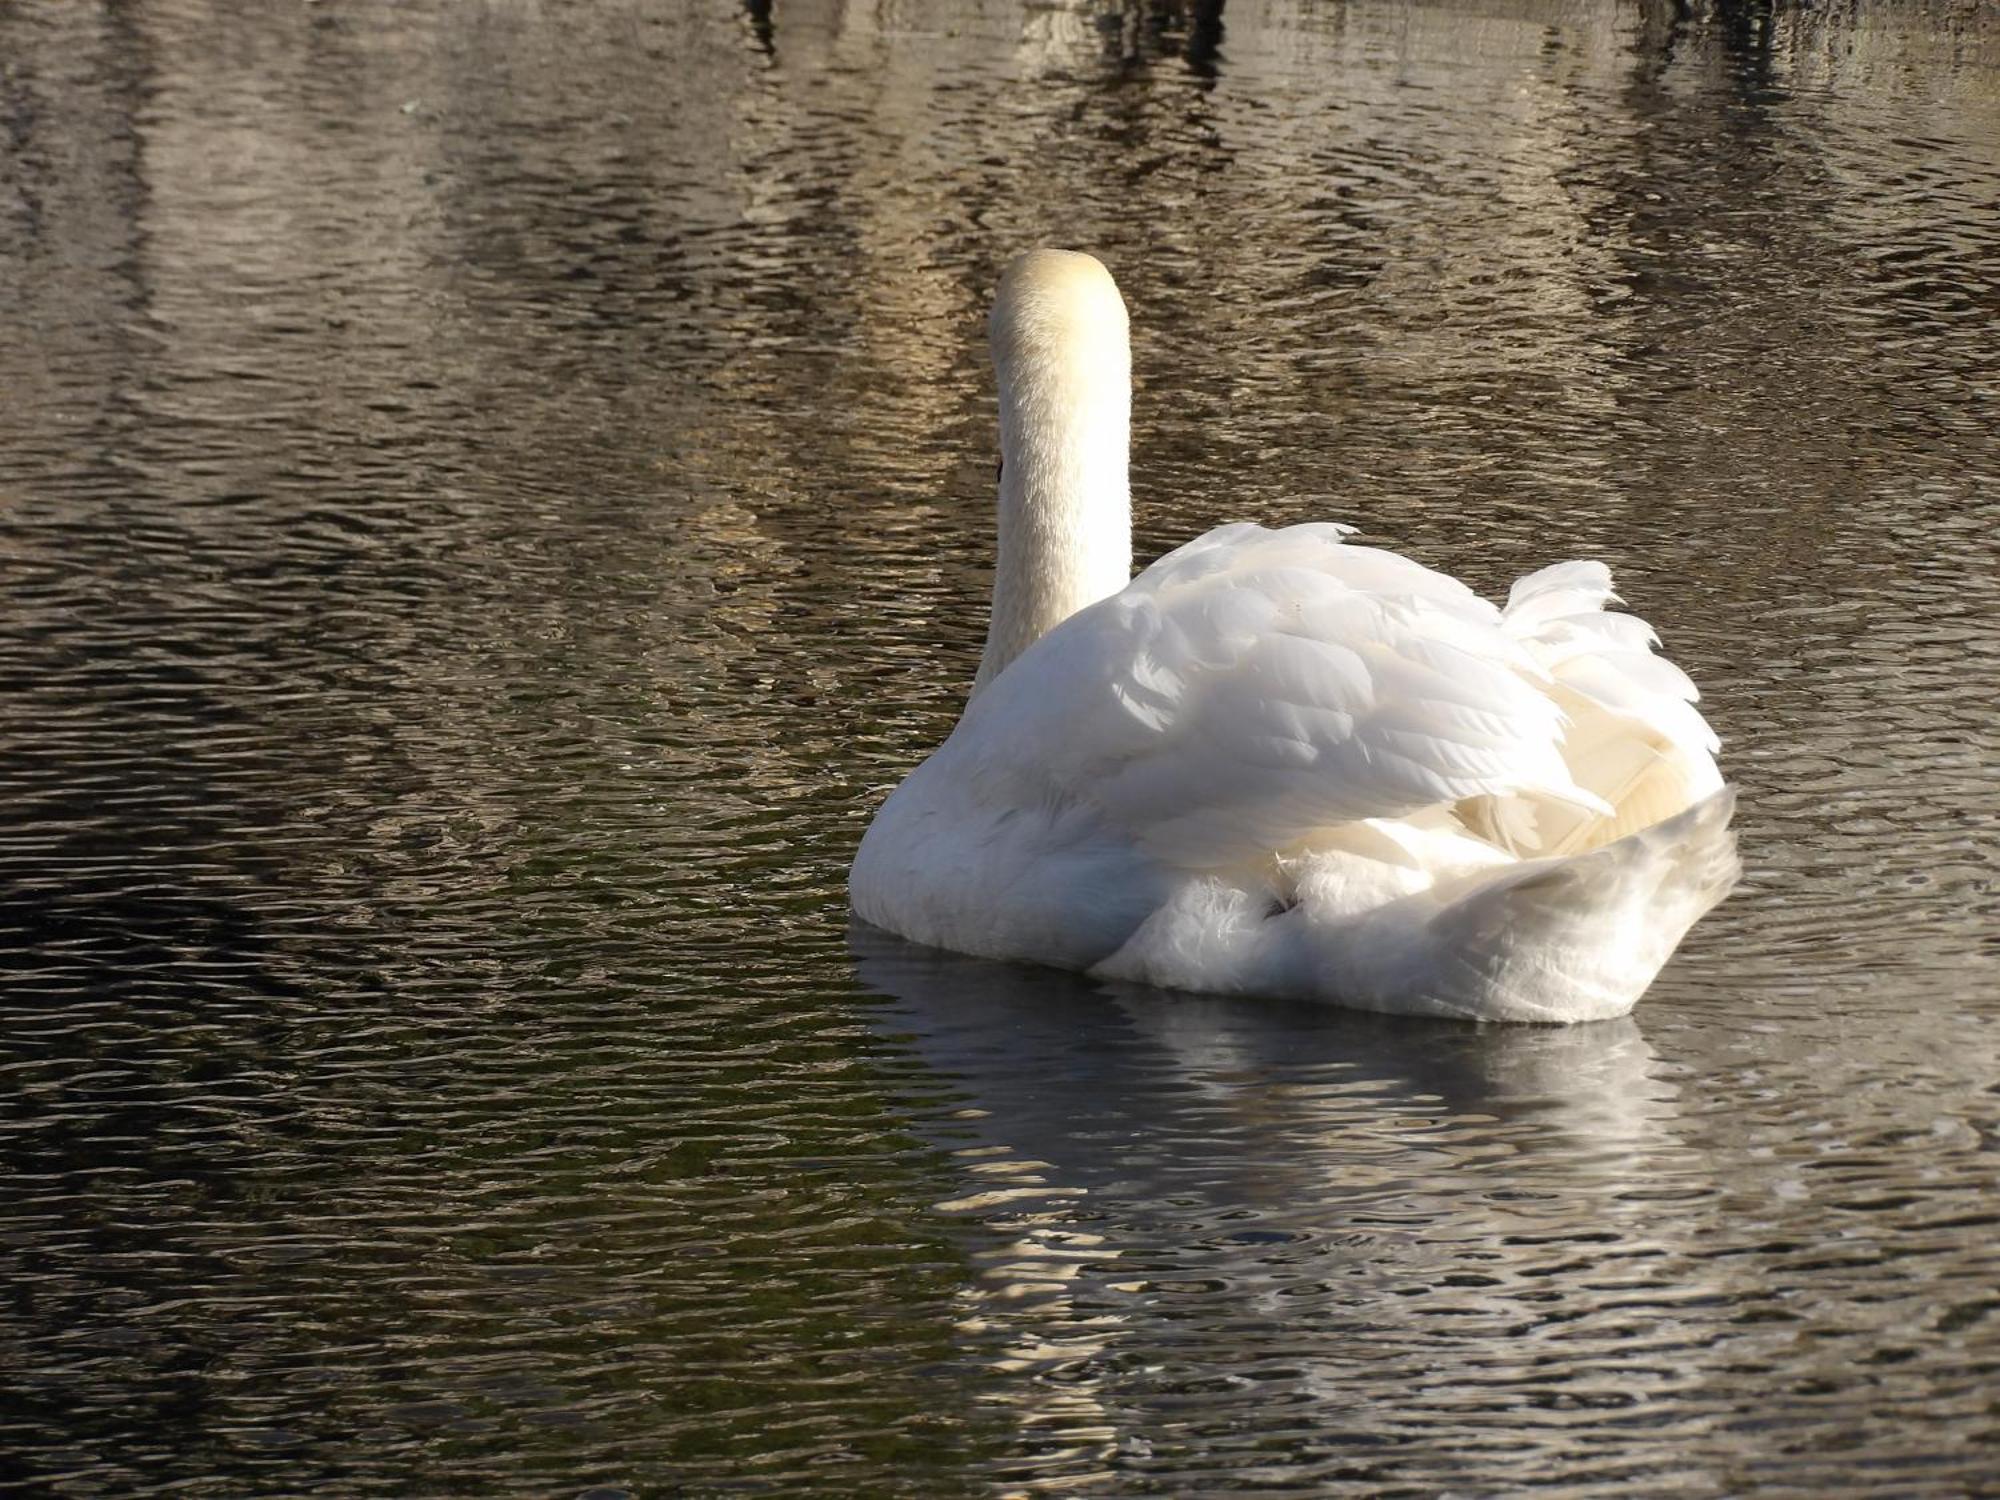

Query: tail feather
[{"left": 1425, "top": 787, "right": 1739, "bottom": 1022}]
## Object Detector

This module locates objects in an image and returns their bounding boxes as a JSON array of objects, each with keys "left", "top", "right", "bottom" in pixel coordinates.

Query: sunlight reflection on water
[{"left": 1, "top": 0, "right": 1995, "bottom": 1493}]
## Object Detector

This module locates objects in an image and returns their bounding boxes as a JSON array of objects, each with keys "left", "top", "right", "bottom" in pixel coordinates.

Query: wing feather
[
  {"left": 1492, "top": 555, "right": 1726, "bottom": 852},
  {"left": 958, "top": 523, "right": 1613, "bottom": 869}
]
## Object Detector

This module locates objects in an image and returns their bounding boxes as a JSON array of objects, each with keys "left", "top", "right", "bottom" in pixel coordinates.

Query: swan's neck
[{"left": 973, "top": 358, "right": 1131, "bottom": 693}]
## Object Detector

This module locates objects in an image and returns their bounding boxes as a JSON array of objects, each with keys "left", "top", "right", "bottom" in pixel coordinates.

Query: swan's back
[{"left": 959, "top": 523, "right": 1714, "bottom": 863}]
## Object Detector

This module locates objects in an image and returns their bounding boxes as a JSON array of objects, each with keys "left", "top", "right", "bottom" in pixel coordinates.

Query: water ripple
[{"left": 2, "top": 0, "right": 1995, "bottom": 1494}]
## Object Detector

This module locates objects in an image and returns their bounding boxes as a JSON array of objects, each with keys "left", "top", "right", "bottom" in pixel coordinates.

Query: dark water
[{"left": 3, "top": 1, "right": 1997, "bottom": 1493}]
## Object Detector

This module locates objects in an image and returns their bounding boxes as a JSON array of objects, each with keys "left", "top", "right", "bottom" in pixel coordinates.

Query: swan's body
[{"left": 851, "top": 250, "right": 1737, "bottom": 1023}]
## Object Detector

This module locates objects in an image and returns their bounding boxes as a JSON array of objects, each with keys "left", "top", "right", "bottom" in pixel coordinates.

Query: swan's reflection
[
  {"left": 857, "top": 921, "right": 1682, "bottom": 1182},
  {"left": 853, "top": 923, "right": 1696, "bottom": 1483}
]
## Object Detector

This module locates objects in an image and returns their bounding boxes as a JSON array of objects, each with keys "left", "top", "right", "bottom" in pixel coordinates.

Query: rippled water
[{"left": 3, "top": 1, "right": 1996, "bottom": 1493}]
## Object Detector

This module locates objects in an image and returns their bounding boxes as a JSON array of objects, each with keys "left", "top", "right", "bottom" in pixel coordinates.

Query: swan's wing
[
  {"left": 1503, "top": 561, "right": 1716, "bottom": 758},
  {"left": 959, "top": 523, "right": 1608, "bottom": 868}
]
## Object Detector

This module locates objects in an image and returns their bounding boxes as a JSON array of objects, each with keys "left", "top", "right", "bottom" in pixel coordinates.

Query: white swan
[{"left": 851, "top": 250, "right": 1738, "bottom": 1023}]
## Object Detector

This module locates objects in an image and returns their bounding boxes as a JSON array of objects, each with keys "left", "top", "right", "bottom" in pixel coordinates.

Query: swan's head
[{"left": 989, "top": 249, "right": 1129, "bottom": 396}]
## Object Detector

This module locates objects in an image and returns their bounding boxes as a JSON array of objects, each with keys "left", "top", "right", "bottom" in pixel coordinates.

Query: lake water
[{"left": 3, "top": 1, "right": 1996, "bottom": 1493}]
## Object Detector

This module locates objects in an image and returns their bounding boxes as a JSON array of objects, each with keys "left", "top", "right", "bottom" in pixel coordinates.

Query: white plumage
[{"left": 851, "top": 250, "right": 1737, "bottom": 1023}]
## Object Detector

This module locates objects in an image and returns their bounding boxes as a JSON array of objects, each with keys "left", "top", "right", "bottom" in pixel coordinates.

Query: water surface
[{"left": 2, "top": 1, "right": 1996, "bottom": 1493}]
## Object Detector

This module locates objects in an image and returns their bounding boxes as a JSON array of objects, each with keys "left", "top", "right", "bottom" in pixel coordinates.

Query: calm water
[{"left": 3, "top": 1, "right": 1997, "bottom": 1493}]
